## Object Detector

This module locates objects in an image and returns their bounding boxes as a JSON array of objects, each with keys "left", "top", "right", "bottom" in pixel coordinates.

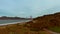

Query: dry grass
[{"left": 0, "top": 23, "right": 46, "bottom": 34}]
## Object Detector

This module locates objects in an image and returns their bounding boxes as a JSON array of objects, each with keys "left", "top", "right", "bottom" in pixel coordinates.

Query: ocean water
[{"left": 0, "top": 20, "right": 30, "bottom": 24}]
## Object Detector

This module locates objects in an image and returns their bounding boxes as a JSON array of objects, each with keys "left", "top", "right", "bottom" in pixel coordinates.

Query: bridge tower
[{"left": 30, "top": 16, "right": 33, "bottom": 20}]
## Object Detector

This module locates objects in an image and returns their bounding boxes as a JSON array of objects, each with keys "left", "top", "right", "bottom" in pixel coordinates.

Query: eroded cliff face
[{"left": 25, "top": 12, "right": 60, "bottom": 30}]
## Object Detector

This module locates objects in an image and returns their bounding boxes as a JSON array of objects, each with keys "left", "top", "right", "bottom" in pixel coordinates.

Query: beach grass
[{"left": 0, "top": 23, "right": 47, "bottom": 34}]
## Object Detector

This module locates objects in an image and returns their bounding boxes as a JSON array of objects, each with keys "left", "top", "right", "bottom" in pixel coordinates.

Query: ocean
[{"left": 0, "top": 20, "right": 30, "bottom": 25}]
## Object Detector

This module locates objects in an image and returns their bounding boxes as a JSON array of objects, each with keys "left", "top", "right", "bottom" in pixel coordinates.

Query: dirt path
[{"left": 43, "top": 28, "right": 60, "bottom": 34}]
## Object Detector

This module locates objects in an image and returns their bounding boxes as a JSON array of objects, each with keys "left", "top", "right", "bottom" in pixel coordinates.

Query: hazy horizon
[{"left": 0, "top": 0, "right": 60, "bottom": 18}]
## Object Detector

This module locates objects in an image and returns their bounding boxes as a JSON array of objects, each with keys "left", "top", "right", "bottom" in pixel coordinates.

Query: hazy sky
[{"left": 0, "top": 0, "right": 60, "bottom": 18}]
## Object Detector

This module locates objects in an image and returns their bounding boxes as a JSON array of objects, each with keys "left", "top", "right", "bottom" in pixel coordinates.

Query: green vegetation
[
  {"left": 39, "top": 31, "right": 46, "bottom": 34},
  {"left": 48, "top": 27, "right": 60, "bottom": 33}
]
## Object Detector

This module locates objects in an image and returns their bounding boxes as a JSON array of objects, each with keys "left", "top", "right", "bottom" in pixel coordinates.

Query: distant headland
[{"left": 0, "top": 16, "right": 30, "bottom": 20}]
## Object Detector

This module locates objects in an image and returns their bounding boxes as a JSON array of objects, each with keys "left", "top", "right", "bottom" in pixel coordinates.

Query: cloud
[{"left": 0, "top": 0, "right": 60, "bottom": 18}]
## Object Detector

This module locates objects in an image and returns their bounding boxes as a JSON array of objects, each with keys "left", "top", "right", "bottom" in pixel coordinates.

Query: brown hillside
[{"left": 25, "top": 12, "right": 60, "bottom": 31}]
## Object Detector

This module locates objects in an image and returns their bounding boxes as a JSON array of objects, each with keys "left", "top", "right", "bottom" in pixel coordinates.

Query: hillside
[
  {"left": 0, "top": 12, "right": 60, "bottom": 34},
  {"left": 25, "top": 12, "right": 60, "bottom": 32}
]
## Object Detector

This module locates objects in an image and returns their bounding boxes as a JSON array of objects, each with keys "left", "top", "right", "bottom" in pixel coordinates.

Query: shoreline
[{"left": 0, "top": 20, "right": 31, "bottom": 26}]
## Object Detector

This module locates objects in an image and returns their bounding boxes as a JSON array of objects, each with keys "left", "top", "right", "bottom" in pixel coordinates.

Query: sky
[{"left": 0, "top": 0, "right": 60, "bottom": 18}]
